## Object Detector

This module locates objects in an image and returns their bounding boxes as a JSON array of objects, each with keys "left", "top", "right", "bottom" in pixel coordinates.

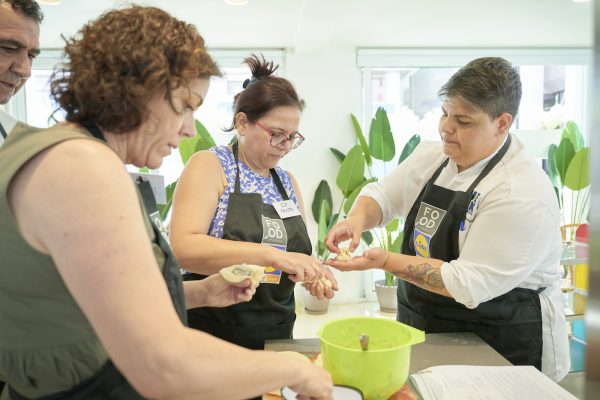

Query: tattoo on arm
[{"left": 392, "top": 263, "right": 446, "bottom": 290}]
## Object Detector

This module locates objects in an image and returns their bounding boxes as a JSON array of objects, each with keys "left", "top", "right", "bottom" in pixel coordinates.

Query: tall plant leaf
[
  {"left": 312, "top": 180, "right": 332, "bottom": 223},
  {"left": 555, "top": 138, "right": 575, "bottom": 185},
  {"left": 343, "top": 177, "right": 377, "bottom": 215},
  {"left": 178, "top": 135, "right": 199, "bottom": 166},
  {"left": 369, "top": 107, "right": 395, "bottom": 161},
  {"left": 194, "top": 119, "right": 217, "bottom": 154},
  {"left": 386, "top": 218, "right": 399, "bottom": 232},
  {"left": 546, "top": 144, "right": 559, "bottom": 188},
  {"left": 398, "top": 134, "right": 421, "bottom": 165},
  {"left": 351, "top": 114, "right": 372, "bottom": 166},
  {"left": 330, "top": 147, "right": 346, "bottom": 164},
  {"left": 336, "top": 145, "right": 366, "bottom": 196},
  {"left": 390, "top": 231, "right": 404, "bottom": 253},
  {"left": 318, "top": 199, "right": 331, "bottom": 244},
  {"left": 179, "top": 120, "right": 215, "bottom": 165},
  {"left": 561, "top": 121, "right": 585, "bottom": 152},
  {"left": 158, "top": 181, "right": 178, "bottom": 221},
  {"left": 361, "top": 231, "right": 374, "bottom": 246},
  {"left": 564, "top": 148, "right": 590, "bottom": 190},
  {"left": 327, "top": 213, "right": 340, "bottom": 231}
]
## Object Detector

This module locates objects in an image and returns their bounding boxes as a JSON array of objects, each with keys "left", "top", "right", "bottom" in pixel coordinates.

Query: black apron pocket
[
  {"left": 187, "top": 312, "right": 295, "bottom": 350},
  {"left": 8, "top": 361, "right": 145, "bottom": 400}
]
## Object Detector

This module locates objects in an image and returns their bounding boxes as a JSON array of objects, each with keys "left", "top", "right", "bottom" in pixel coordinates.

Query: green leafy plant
[
  {"left": 157, "top": 119, "right": 216, "bottom": 221},
  {"left": 546, "top": 121, "right": 590, "bottom": 241},
  {"left": 312, "top": 107, "right": 421, "bottom": 287}
]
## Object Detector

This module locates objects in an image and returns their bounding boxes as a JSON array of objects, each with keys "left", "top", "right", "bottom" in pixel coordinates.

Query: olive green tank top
[{"left": 0, "top": 123, "right": 167, "bottom": 398}]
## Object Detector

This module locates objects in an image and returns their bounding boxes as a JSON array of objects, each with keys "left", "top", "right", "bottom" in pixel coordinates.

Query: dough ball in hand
[
  {"left": 220, "top": 263, "right": 265, "bottom": 286},
  {"left": 335, "top": 247, "right": 352, "bottom": 261}
]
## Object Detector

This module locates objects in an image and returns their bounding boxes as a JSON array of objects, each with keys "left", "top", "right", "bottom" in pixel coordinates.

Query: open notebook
[{"left": 409, "top": 365, "right": 576, "bottom": 400}]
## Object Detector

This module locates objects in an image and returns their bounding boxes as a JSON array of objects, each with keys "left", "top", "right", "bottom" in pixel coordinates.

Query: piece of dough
[
  {"left": 321, "top": 277, "right": 333, "bottom": 289},
  {"left": 317, "top": 276, "right": 333, "bottom": 289},
  {"left": 335, "top": 247, "right": 352, "bottom": 261},
  {"left": 219, "top": 263, "right": 265, "bottom": 286}
]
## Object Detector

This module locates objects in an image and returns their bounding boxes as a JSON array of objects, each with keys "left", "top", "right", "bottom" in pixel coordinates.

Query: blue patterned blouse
[{"left": 207, "top": 145, "right": 300, "bottom": 238}]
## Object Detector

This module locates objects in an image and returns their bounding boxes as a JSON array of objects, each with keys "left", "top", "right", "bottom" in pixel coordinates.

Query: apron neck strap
[
  {"left": 232, "top": 142, "right": 289, "bottom": 200},
  {"left": 465, "top": 134, "right": 512, "bottom": 195},
  {"left": 427, "top": 134, "right": 512, "bottom": 192},
  {"left": 80, "top": 119, "right": 107, "bottom": 142},
  {"left": 0, "top": 121, "right": 7, "bottom": 139}
]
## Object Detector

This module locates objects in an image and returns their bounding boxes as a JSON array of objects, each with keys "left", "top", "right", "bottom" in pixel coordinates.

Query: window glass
[{"left": 19, "top": 51, "right": 283, "bottom": 187}]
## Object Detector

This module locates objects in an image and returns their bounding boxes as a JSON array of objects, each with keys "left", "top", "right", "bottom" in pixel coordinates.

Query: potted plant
[
  {"left": 545, "top": 121, "right": 590, "bottom": 291},
  {"left": 311, "top": 107, "right": 420, "bottom": 312},
  {"left": 156, "top": 119, "right": 217, "bottom": 222},
  {"left": 546, "top": 121, "right": 590, "bottom": 240}
]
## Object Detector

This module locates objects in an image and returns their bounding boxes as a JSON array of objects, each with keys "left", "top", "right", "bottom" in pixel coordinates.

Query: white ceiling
[{"left": 37, "top": 0, "right": 592, "bottom": 50}]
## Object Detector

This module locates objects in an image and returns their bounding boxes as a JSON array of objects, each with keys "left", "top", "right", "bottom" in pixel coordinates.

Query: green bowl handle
[{"left": 406, "top": 325, "right": 425, "bottom": 345}]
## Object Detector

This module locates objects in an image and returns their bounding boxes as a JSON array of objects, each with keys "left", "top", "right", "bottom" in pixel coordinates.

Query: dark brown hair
[
  {"left": 438, "top": 57, "right": 522, "bottom": 120},
  {"left": 225, "top": 53, "right": 304, "bottom": 131},
  {"left": 5, "top": 0, "right": 43, "bottom": 23},
  {"left": 50, "top": 6, "right": 221, "bottom": 133}
]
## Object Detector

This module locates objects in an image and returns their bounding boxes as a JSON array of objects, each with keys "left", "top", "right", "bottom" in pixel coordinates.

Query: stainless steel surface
[
  {"left": 265, "top": 332, "right": 511, "bottom": 373},
  {"left": 587, "top": 1, "right": 600, "bottom": 398}
]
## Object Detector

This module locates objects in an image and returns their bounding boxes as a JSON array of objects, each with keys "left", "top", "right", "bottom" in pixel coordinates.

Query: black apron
[
  {"left": 185, "top": 142, "right": 312, "bottom": 350},
  {"left": 398, "top": 136, "right": 545, "bottom": 370},
  {"left": 0, "top": 121, "right": 7, "bottom": 140},
  {"left": 8, "top": 121, "right": 188, "bottom": 400}
]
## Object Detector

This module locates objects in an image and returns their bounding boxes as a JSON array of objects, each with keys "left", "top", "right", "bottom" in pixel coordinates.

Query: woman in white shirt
[{"left": 325, "top": 57, "right": 570, "bottom": 382}]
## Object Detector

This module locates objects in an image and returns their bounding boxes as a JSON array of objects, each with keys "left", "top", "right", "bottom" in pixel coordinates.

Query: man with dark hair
[
  {"left": 0, "top": 1, "right": 41, "bottom": 396},
  {"left": 0, "top": 0, "right": 42, "bottom": 145}
]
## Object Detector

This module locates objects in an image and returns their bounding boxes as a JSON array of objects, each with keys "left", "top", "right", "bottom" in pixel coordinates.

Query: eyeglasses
[{"left": 254, "top": 120, "right": 305, "bottom": 149}]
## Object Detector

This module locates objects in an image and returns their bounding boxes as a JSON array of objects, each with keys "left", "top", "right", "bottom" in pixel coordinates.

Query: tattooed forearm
[{"left": 392, "top": 263, "right": 446, "bottom": 290}]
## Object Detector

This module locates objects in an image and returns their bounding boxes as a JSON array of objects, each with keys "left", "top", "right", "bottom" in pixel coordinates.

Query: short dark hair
[
  {"left": 5, "top": 0, "right": 43, "bottom": 23},
  {"left": 438, "top": 57, "right": 522, "bottom": 120},
  {"left": 226, "top": 53, "right": 304, "bottom": 131},
  {"left": 50, "top": 6, "right": 220, "bottom": 133}
]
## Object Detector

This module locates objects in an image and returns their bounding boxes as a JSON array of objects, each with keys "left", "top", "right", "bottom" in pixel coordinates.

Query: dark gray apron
[
  {"left": 8, "top": 121, "right": 188, "bottom": 400},
  {"left": 398, "top": 136, "right": 545, "bottom": 370},
  {"left": 0, "top": 121, "right": 7, "bottom": 140},
  {"left": 185, "top": 142, "right": 312, "bottom": 350}
]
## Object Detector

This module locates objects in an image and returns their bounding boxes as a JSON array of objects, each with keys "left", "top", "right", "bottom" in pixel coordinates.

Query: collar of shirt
[
  {"left": 0, "top": 109, "right": 17, "bottom": 134},
  {"left": 437, "top": 134, "right": 510, "bottom": 190},
  {"left": 447, "top": 134, "right": 509, "bottom": 176}
]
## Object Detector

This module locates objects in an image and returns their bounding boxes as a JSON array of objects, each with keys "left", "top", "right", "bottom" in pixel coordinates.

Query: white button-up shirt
[{"left": 358, "top": 134, "right": 570, "bottom": 382}]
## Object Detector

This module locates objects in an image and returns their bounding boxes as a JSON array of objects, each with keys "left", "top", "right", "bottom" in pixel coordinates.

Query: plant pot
[
  {"left": 375, "top": 279, "right": 398, "bottom": 313},
  {"left": 302, "top": 289, "right": 330, "bottom": 315}
]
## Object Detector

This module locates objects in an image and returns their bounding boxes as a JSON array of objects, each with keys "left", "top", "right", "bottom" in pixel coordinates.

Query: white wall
[
  {"left": 285, "top": 47, "right": 364, "bottom": 302},
  {"left": 24, "top": 0, "right": 594, "bottom": 302}
]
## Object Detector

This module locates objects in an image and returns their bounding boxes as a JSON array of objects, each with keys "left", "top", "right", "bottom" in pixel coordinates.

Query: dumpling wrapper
[
  {"left": 220, "top": 263, "right": 265, "bottom": 286},
  {"left": 317, "top": 276, "right": 333, "bottom": 289},
  {"left": 335, "top": 247, "right": 352, "bottom": 261}
]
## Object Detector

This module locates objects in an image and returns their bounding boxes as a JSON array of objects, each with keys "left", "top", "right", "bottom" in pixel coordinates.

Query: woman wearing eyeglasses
[{"left": 170, "top": 54, "right": 338, "bottom": 352}]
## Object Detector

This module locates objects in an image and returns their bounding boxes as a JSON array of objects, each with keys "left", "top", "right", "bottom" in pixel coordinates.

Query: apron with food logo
[
  {"left": 185, "top": 142, "right": 312, "bottom": 350},
  {"left": 399, "top": 136, "right": 545, "bottom": 370}
]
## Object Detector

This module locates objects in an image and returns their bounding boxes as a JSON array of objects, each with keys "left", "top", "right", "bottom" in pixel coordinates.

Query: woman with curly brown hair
[{"left": 0, "top": 6, "right": 332, "bottom": 400}]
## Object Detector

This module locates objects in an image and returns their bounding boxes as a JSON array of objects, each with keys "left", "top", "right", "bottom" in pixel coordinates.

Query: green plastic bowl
[{"left": 317, "top": 316, "right": 424, "bottom": 400}]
